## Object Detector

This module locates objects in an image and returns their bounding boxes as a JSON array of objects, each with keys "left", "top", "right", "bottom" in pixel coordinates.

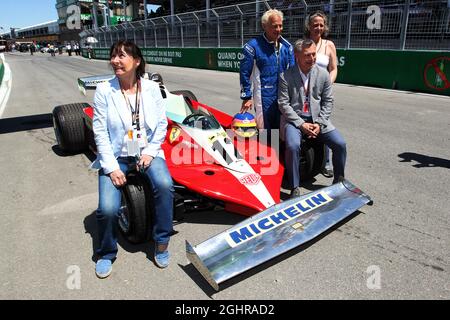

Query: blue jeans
[
  {"left": 324, "top": 145, "right": 332, "bottom": 169},
  {"left": 96, "top": 156, "right": 174, "bottom": 260},
  {"left": 285, "top": 123, "right": 346, "bottom": 188}
]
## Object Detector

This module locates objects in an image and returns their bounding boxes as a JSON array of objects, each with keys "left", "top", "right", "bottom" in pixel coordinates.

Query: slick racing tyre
[
  {"left": 299, "top": 142, "right": 315, "bottom": 181},
  {"left": 299, "top": 140, "right": 325, "bottom": 181},
  {"left": 311, "top": 141, "right": 326, "bottom": 178},
  {"left": 170, "top": 90, "right": 198, "bottom": 102},
  {"left": 119, "top": 172, "right": 154, "bottom": 244},
  {"left": 52, "top": 103, "right": 89, "bottom": 154}
]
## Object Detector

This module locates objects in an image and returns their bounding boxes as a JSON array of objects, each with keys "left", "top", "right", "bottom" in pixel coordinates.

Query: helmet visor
[{"left": 232, "top": 126, "right": 258, "bottom": 137}]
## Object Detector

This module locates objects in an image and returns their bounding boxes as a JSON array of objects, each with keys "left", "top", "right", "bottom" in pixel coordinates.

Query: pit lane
[{"left": 0, "top": 51, "right": 448, "bottom": 299}]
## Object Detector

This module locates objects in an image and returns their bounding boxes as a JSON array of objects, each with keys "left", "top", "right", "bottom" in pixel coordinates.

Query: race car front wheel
[
  {"left": 52, "top": 103, "right": 89, "bottom": 154},
  {"left": 119, "top": 172, "right": 154, "bottom": 244}
]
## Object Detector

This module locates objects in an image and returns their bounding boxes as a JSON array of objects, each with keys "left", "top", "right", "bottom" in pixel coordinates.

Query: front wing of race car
[{"left": 186, "top": 179, "right": 372, "bottom": 291}]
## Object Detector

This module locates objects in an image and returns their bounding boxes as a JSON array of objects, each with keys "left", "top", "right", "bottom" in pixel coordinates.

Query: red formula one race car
[
  {"left": 53, "top": 73, "right": 371, "bottom": 290},
  {"left": 53, "top": 73, "right": 294, "bottom": 240}
]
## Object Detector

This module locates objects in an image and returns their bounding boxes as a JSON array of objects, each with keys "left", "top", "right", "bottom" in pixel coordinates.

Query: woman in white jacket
[{"left": 92, "top": 40, "right": 174, "bottom": 278}]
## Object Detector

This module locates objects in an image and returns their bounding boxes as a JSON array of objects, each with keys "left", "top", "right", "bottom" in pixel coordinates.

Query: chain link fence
[{"left": 80, "top": 0, "right": 450, "bottom": 51}]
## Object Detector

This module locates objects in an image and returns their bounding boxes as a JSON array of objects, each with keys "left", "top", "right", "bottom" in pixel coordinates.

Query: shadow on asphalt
[
  {"left": 51, "top": 144, "right": 96, "bottom": 161},
  {"left": 0, "top": 113, "right": 53, "bottom": 134},
  {"left": 179, "top": 263, "right": 218, "bottom": 298},
  {"left": 83, "top": 210, "right": 154, "bottom": 263},
  {"left": 179, "top": 209, "right": 364, "bottom": 298},
  {"left": 83, "top": 211, "right": 99, "bottom": 262},
  {"left": 83, "top": 207, "right": 245, "bottom": 264},
  {"left": 280, "top": 178, "right": 329, "bottom": 201},
  {"left": 173, "top": 208, "right": 244, "bottom": 227},
  {"left": 398, "top": 152, "right": 450, "bottom": 169}
]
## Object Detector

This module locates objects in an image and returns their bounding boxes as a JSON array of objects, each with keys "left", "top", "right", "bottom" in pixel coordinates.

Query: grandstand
[
  {"left": 1, "top": 20, "right": 60, "bottom": 48},
  {"left": 79, "top": 0, "right": 450, "bottom": 51}
]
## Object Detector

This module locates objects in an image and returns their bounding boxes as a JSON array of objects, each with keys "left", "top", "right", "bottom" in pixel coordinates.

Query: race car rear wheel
[
  {"left": 119, "top": 172, "right": 154, "bottom": 244},
  {"left": 170, "top": 90, "right": 198, "bottom": 102},
  {"left": 299, "top": 140, "right": 325, "bottom": 181},
  {"left": 299, "top": 143, "right": 315, "bottom": 180},
  {"left": 52, "top": 103, "right": 89, "bottom": 154},
  {"left": 312, "top": 142, "right": 326, "bottom": 177}
]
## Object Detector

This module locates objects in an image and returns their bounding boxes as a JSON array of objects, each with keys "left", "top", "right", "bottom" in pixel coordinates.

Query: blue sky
[
  {"left": 0, "top": 0, "right": 160, "bottom": 34},
  {"left": 0, "top": 0, "right": 59, "bottom": 32}
]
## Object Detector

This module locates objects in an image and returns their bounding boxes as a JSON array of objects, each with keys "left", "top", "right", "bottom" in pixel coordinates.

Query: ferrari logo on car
[
  {"left": 239, "top": 173, "right": 261, "bottom": 185},
  {"left": 169, "top": 127, "right": 181, "bottom": 144}
]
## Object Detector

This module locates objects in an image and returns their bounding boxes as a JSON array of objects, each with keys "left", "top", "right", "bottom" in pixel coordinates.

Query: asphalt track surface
[{"left": 0, "top": 52, "right": 449, "bottom": 300}]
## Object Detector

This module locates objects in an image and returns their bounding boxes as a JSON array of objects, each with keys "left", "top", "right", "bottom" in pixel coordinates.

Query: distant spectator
[
  {"left": 49, "top": 44, "right": 56, "bottom": 56},
  {"left": 87, "top": 44, "right": 93, "bottom": 59},
  {"left": 74, "top": 43, "right": 80, "bottom": 55}
]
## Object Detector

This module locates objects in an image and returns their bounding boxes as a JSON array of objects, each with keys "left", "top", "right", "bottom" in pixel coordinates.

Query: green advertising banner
[
  {"left": 85, "top": 47, "right": 450, "bottom": 96},
  {"left": 110, "top": 15, "right": 133, "bottom": 25},
  {"left": 141, "top": 48, "right": 244, "bottom": 72},
  {"left": 336, "top": 49, "right": 450, "bottom": 96}
]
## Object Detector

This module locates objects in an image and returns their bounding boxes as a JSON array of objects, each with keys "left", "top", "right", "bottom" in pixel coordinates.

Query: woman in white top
[
  {"left": 92, "top": 40, "right": 174, "bottom": 278},
  {"left": 304, "top": 11, "right": 338, "bottom": 83},
  {"left": 304, "top": 11, "right": 338, "bottom": 178}
]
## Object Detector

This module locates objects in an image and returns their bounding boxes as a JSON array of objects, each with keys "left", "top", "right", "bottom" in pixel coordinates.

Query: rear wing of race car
[
  {"left": 186, "top": 179, "right": 373, "bottom": 291},
  {"left": 77, "top": 72, "right": 160, "bottom": 95},
  {"left": 77, "top": 74, "right": 115, "bottom": 95}
]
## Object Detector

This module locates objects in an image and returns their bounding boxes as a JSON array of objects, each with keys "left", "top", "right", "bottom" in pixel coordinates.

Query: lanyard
[
  {"left": 300, "top": 72, "right": 310, "bottom": 99},
  {"left": 120, "top": 79, "right": 141, "bottom": 130},
  {"left": 299, "top": 71, "right": 310, "bottom": 114}
]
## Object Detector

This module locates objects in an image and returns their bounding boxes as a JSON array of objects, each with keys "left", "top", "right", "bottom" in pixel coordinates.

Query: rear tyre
[
  {"left": 299, "top": 142, "right": 315, "bottom": 180},
  {"left": 299, "top": 140, "right": 325, "bottom": 181},
  {"left": 119, "top": 172, "right": 154, "bottom": 244},
  {"left": 52, "top": 103, "right": 89, "bottom": 153},
  {"left": 312, "top": 142, "right": 326, "bottom": 178},
  {"left": 170, "top": 90, "right": 198, "bottom": 102}
]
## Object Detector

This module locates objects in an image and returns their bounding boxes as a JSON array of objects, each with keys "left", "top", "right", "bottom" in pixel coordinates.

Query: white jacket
[{"left": 91, "top": 77, "right": 167, "bottom": 174}]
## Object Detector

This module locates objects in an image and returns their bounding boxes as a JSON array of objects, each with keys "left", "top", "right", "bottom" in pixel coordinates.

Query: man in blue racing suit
[{"left": 240, "top": 9, "right": 295, "bottom": 131}]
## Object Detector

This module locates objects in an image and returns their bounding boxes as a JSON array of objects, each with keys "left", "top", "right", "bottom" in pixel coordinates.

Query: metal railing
[{"left": 80, "top": 0, "right": 450, "bottom": 51}]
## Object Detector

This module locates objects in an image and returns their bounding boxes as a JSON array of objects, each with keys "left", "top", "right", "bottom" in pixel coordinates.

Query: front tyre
[{"left": 119, "top": 172, "right": 154, "bottom": 244}]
